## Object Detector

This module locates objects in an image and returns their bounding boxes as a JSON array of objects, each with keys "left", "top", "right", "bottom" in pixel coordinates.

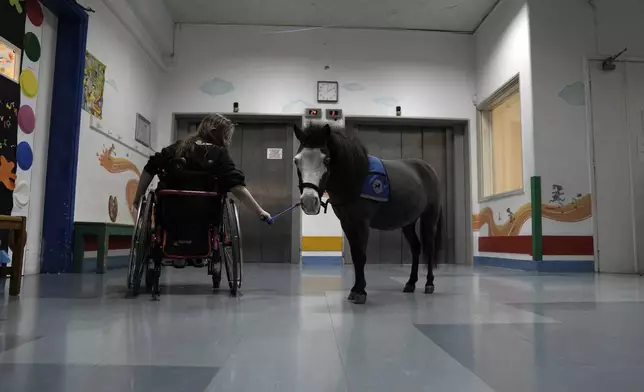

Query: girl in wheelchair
[{"left": 132, "top": 114, "right": 271, "bottom": 268}]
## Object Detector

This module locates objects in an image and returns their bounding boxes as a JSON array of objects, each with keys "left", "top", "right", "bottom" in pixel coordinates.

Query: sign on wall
[
  {"left": 0, "top": 37, "right": 21, "bottom": 83},
  {"left": 266, "top": 148, "right": 283, "bottom": 160},
  {"left": 135, "top": 113, "right": 151, "bottom": 147}
]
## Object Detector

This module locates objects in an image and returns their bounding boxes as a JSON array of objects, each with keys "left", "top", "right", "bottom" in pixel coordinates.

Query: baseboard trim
[
  {"left": 82, "top": 255, "right": 130, "bottom": 273},
  {"left": 474, "top": 256, "right": 594, "bottom": 273},
  {"left": 302, "top": 255, "right": 343, "bottom": 266}
]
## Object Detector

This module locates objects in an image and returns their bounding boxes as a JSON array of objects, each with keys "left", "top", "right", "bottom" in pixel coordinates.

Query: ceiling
[{"left": 162, "top": 0, "right": 501, "bottom": 33}]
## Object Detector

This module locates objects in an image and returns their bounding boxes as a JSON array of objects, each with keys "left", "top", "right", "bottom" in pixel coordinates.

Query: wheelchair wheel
[
  {"left": 210, "top": 261, "right": 222, "bottom": 289},
  {"left": 126, "top": 191, "right": 154, "bottom": 297},
  {"left": 221, "top": 198, "right": 243, "bottom": 296}
]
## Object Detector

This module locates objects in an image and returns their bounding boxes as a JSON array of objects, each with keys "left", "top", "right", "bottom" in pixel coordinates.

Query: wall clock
[{"left": 317, "top": 81, "right": 339, "bottom": 103}]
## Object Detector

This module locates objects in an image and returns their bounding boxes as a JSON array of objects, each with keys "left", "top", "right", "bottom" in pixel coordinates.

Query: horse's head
[{"left": 293, "top": 124, "right": 332, "bottom": 215}]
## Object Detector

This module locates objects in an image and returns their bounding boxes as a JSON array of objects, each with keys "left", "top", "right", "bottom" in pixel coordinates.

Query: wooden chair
[{"left": 0, "top": 215, "right": 27, "bottom": 296}]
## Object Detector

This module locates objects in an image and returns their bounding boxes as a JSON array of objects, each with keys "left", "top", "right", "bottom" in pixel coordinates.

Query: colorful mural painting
[
  {"left": 83, "top": 51, "right": 106, "bottom": 119},
  {"left": 472, "top": 193, "right": 592, "bottom": 236},
  {"left": 108, "top": 195, "right": 118, "bottom": 222},
  {"left": 97, "top": 145, "right": 140, "bottom": 222}
]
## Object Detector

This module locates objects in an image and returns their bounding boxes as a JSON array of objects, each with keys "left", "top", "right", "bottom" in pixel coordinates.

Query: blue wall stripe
[
  {"left": 474, "top": 256, "right": 595, "bottom": 273},
  {"left": 41, "top": 1, "right": 89, "bottom": 273},
  {"left": 302, "top": 256, "right": 343, "bottom": 266}
]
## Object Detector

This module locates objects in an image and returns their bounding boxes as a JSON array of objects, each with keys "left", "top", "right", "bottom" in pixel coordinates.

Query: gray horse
[{"left": 294, "top": 123, "right": 443, "bottom": 304}]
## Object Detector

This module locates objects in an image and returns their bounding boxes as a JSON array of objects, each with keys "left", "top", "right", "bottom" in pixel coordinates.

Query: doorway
[{"left": 588, "top": 60, "right": 644, "bottom": 273}]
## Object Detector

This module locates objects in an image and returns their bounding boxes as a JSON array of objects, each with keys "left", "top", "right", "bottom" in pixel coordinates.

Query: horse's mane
[{"left": 301, "top": 124, "right": 369, "bottom": 202}]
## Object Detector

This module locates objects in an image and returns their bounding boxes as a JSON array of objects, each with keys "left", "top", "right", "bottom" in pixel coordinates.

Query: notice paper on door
[{"left": 267, "top": 148, "right": 283, "bottom": 160}]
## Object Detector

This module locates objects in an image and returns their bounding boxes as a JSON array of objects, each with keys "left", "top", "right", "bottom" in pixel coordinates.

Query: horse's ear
[
  {"left": 323, "top": 124, "right": 332, "bottom": 143},
  {"left": 293, "top": 125, "right": 305, "bottom": 141}
]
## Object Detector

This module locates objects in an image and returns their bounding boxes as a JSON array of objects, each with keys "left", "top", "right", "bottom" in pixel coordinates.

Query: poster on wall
[
  {"left": 0, "top": 38, "right": 21, "bottom": 83},
  {"left": 0, "top": 76, "right": 19, "bottom": 261},
  {"left": 82, "top": 51, "right": 106, "bottom": 119}
]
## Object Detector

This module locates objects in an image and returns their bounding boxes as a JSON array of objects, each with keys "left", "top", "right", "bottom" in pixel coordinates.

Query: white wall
[
  {"left": 528, "top": 0, "right": 643, "bottom": 239},
  {"left": 157, "top": 24, "right": 477, "bottom": 247},
  {"left": 21, "top": 7, "right": 57, "bottom": 275},
  {"left": 594, "top": 0, "right": 644, "bottom": 57},
  {"left": 473, "top": 0, "right": 534, "bottom": 256},
  {"left": 74, "top": 0, "right": 162, "bottom": 224},
  {"left": 157, "top": 24, "right": 477, "bottom": 141},
  {"left": 529, "top": 0, "right": 596, "bottom": 237},
  {"left": 123, "top": 0, "right": 175, "bottom": 57}
]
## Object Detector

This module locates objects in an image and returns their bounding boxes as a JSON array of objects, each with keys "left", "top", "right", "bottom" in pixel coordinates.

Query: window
[
  {"left": 135, "top": 113, "right": 152, "bottom": 147},
  {"left": 0, "top": 37, "right": 21, "bottom": 83},
  {"left": 477, "top": 75, "right": 523, "bottom": 200}
]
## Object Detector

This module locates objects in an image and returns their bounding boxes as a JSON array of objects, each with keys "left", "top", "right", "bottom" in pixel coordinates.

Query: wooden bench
[
  {"left": 0, "top": 215, "right": 27, "bottom": 296},
  {"left": 73, "top": 222, "right": 133, "bottom": 274}
]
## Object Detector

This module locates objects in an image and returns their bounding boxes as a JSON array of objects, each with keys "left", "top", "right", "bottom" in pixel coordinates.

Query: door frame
[
  {"left": 172, "top": 113, "right": 303, "bottom": 264},
  {"left": 343, "top": 116, "right": 473, "bottom": 266},
  {"left": 584, "top": 57, "right": 644, "bottom": 273}
]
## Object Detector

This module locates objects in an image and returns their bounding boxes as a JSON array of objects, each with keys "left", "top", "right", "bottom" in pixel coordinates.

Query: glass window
[{"left": 478, "top": 76, "right": 523, "bottom": 199}]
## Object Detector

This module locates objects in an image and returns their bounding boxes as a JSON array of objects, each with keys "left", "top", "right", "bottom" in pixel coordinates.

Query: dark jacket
[{"left": 144, "top": 141, "right": 246, "bottom": 192}]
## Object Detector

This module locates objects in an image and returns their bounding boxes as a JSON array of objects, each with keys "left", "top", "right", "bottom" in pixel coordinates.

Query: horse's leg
[
  {"left": 402, "top": 222, "right": 420, "bottom": 293},
  {"left": 343, "top": 222, "right": 369, "bottom": 304},
  {"left": 420, "top": 209, "right": 440, "bottom": 294}
]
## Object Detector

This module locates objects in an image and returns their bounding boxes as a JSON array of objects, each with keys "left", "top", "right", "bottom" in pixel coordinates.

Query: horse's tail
[
  {"left": 421, "top": 207, "right": 442, "bottom": 269},
  {"left": 433, "top": 208, "right": 443, "bottom": 269}
]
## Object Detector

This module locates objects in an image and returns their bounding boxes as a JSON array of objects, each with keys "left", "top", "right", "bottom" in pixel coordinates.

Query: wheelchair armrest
[{"left": 156, "top": 189, "right": 220, "bottom": 198}]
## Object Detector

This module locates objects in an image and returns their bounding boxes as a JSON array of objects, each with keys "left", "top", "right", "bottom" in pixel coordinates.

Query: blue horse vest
[{"left": 360, "top": 156, "right": 390, "bottom": 202}]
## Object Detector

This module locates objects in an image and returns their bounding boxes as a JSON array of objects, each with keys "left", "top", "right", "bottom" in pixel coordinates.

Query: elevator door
[
  {"left": 351, "top": 124, "right": 455, "bottom": 264},
  {"left": 174, "top": 119, "right": 294, "bottom": 263},
  {"left": 228, "top": 123, "right": 294, "bottom": 263}
]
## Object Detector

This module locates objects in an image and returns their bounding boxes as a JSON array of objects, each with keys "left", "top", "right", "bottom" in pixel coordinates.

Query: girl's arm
[
  {"left": 133, "top": 171, "right": 154, "bottom": 208},
  {"left": 231, "top": 185, "right": 271, "bottom": 220}
]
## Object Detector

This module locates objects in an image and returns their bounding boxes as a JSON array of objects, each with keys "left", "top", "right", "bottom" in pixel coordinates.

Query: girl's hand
[{"left": 259, "top": 210, "right": 272, "bottom": 224}]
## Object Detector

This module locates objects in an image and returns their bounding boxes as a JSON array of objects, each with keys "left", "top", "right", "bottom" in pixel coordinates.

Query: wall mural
[
  {"left": 558, "top": 81, "right": 586, "bottom": 107},
  {"left": 199, "top": 77, "right": 234, "bottom": 97},
  {"left": 342, "top": 82, "right": 366, "bottom": 91},
  {"left": 97, "top": 145, "right": 141, "bottom": 222},
  {"left": 373, "top": 96, "right": 399, "bottom": 107},
  {"left": 108, "top": 195, "right": 118, "bottom": 222},
  {"left": 82, "top": 51, "right": 106, "bottom": 119},
  {"left": 472, "top": 187, "right": 592, "bottom": 236}
]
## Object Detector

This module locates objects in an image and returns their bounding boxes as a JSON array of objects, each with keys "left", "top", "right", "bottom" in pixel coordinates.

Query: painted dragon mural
[
  {"left": 97, "top": 145, "right": 141, "bottom": 222},
  {"left": 472, "top": 193, "right": 592, "bottom": 237}
]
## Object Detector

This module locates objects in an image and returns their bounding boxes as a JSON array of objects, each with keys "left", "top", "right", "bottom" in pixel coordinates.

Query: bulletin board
[{"left": 0, "top": 0, "right": 27, "bottom": 259}]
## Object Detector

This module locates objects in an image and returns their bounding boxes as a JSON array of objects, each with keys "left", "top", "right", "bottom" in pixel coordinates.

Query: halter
[{"left": 297, "top": 169, "right": 330, "bottom": 214}]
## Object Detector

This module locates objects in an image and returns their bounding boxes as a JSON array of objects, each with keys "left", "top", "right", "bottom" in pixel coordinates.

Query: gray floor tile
[
  {"left": 0, "top": 363, "right": 218, "bottom": 392},
  {"left": 2, "top": 264, "right": 644, "bottom": 392},
  {"left": 0, "top": 334, "right": 41, "bottom": 353}
]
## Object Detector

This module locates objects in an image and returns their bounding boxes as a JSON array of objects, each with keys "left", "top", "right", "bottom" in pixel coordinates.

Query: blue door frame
[{"left": 40, "top": 0, "right": 89, "bottom": 273}]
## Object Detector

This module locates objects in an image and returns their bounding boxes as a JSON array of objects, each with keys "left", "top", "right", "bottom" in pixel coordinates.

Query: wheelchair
[{"left": 126, "top": 158, "right": 243, "bottom": 299}]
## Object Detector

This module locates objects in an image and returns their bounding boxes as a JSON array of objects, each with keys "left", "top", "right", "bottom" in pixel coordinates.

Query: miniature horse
[{"left": 293, "top": 124, "right": 443, "bottom": 304}]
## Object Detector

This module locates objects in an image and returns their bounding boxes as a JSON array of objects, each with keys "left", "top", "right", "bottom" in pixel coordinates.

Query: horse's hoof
[
  {"left": 348, "top": 292, "right": 357, "bottom": 301},
  {"left": 424, "top": 285, "right": 435, "bottom": 294},
  {"left": 403, "top": 284, "right": 416, "bottom": 293},
  {"left": 353, "top": 293, "right": 367, "bottom": 304}
]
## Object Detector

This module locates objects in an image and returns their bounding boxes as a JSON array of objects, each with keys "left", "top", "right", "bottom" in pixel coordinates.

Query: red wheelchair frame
[{"left": 126, "top": 187, "right": 243, "bottom": 299}]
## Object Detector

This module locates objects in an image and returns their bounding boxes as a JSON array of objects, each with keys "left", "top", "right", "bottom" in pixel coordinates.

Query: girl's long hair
[{"left": 176, "top": 114, "right": 235, "bottom": 158}]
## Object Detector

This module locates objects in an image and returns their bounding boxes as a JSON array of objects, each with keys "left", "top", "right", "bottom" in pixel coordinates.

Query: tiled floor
[{"left": 2, "top": 264, "right": 644, "bottom": 392}]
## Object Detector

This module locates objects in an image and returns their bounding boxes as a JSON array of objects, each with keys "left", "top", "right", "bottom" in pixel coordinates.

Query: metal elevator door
[
  {"left": 352, "top": 124, "right": 455, "bottom": 264},
  {"left": 228, "top": 123, "right": 293, "bottom": 263},
  {"left": 174, "top": 119, "right": 294, "bottom": 263}
]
